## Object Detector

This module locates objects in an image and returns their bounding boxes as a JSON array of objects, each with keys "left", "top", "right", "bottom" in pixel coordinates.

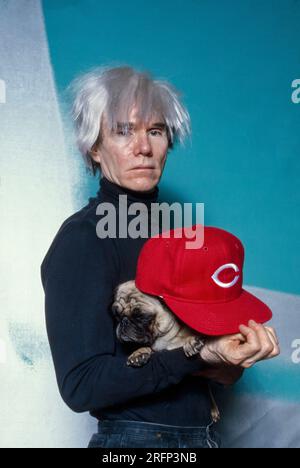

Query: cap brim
[{"left": 162, "top": 289, "right": 273, "bottom": 336}]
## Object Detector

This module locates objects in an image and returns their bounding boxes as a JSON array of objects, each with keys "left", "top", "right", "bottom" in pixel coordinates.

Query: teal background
[{"left": 42, "top": 0, "right": 300, "bottom": 295}]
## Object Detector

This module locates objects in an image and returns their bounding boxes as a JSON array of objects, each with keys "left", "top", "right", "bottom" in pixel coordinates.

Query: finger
[
  {"left": 238, "top": 324, "right": 261, "bottom": 358},
  {"left": 252, "top": 324, "right": 279, "bottom": 355},
  {"left": 249, "top": 320, "right": 274, "bottom": 355},
  {"left": 242, "top": 338, "right": 279, "bottom": 367},
  {"left": 265, "top": 327, "right": 277, "bottom": 346},
  {"left": 227, "top": 333, "right": 246, "bottom": 342},
  {"left": 239, "top": 324, "right": 260, "bottom": 346},
  {"left": 242, "top": 344, "right": 280, "bottom": 367},
  {"left": 265, "top": 329, "right": 281, "bottom": 358},
  {"left": 265, "top": 327, "right": 279, "bottom": 345},
  {"left": 243, "top": 320, "right": 274, "bottom": 364},
  {"left": 239, "top": 324, "right": 262, "bottom": 347}
]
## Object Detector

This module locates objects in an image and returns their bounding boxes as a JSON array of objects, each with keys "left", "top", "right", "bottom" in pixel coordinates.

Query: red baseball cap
[{"left": 135, "top": 225, "right": 272, "bottom": 336}]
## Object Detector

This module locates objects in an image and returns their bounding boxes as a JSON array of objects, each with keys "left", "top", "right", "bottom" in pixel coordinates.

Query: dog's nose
[{"left": 121, "top": 316, "right": 130, "bottom": 326}]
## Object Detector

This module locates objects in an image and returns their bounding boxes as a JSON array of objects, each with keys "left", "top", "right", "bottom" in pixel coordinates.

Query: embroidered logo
[{"left": 211, "top": 263, "right": 240, "bottom": 288}]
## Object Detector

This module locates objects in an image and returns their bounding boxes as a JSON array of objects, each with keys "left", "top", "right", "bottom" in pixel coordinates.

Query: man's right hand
[{"left": 199, "top": 320, "right": 280, "bottom": 369}]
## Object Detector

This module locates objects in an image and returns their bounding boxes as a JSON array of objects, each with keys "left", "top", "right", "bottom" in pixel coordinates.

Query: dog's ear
[{"left": 113, "top": 281, "right": 134, "bottom": 300}]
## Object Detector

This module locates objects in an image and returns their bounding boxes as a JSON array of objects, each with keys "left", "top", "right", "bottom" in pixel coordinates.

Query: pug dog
[
  {"left": 112, "top": 280, "right": 205, "bottom": 368},
  {"left": 112, "top": 280, "right": 221, "bottom": 423}
]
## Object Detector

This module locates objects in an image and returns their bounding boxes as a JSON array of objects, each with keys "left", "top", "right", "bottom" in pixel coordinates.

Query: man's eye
[{"left": 149, "top": 130, "right": 162, "bottom": 136}]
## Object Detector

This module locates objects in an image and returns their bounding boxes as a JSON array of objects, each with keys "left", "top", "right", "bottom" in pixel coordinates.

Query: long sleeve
[{"left": 41, "top": 220, "right": 205, "bottom": 413}]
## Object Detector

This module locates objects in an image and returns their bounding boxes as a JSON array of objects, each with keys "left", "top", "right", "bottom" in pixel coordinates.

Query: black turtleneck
[{"left": 41, "top": 177, "right": 212, "bottom": 426}]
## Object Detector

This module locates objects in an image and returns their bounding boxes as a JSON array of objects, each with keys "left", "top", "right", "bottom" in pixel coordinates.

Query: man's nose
[{"left": 133, "top": 132, "right": 152, "bottom": 156}]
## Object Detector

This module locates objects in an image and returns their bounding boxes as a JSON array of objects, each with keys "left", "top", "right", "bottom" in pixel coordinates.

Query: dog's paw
[
  {"left": 126, "top": 347, "right": 153, "bottom": 367},
  {"left": 183, "top": 336, "right": 205, "bottom": 357}
]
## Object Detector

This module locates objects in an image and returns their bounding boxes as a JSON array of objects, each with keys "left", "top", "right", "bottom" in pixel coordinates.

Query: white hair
[{"left": 69, "top": 65, "right": 191, "bottom": 175}]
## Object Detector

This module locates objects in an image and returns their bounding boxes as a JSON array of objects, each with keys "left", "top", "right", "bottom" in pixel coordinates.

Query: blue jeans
[{"left": 87, "top": 419, "right": 221, "bottom": 448}]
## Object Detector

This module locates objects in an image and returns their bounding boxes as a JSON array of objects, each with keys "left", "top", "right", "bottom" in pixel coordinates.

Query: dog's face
[{"left": 112, "top": 280, "right": 177, "bottom": 346}]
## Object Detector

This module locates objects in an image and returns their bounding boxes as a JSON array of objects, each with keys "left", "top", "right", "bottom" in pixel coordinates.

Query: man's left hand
[{"left": 192, "top": 321, "right": 280, "bottom": 384}]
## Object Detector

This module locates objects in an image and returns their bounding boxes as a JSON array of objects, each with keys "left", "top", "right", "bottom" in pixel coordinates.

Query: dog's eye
[
  {"left": 132, "top": 307, "right": 143, "bottom": 318},
  {"left": 132, "top": 308, "right": 153, "bottom": 324},
  {"left": 132, "top": 308, "right": 146, "bottom": 321}
]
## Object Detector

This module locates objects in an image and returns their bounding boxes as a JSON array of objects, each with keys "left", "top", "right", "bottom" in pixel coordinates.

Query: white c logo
[{"left": 211, "top": 263, "right": 240, "bottom": 288}]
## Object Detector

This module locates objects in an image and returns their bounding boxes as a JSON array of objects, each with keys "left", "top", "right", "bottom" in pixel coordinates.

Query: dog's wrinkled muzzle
[{"left": 117, "top": 319, "right": 153, "bottom": 345}]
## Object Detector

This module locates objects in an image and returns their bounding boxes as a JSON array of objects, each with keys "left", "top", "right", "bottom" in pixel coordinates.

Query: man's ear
[{"left": 89, "top": 146, "right": 102, "bottom": 165}]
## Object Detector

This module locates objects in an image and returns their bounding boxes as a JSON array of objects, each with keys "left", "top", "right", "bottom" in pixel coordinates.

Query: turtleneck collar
[{"left": 97, "top": 176, "right": 159, "bottom": 206}]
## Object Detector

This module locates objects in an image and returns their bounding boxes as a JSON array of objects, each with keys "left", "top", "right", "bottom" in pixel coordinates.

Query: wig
[{"left": 70, "top": 65, "right": 191, "bottom": 176}]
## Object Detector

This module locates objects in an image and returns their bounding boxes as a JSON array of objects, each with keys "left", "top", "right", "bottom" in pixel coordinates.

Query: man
[{"left": 41, "top": 66, "right": 279, "bottom": 448}]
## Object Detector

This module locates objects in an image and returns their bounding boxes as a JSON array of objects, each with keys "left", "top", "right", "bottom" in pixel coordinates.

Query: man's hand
[{"left": 199, "top": 320, "right": 280, "bottom": 369}]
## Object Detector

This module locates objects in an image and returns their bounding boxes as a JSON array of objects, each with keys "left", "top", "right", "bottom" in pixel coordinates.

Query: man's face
[{"left": 90, "top": 106, "right": 169, "bottom": 192}]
